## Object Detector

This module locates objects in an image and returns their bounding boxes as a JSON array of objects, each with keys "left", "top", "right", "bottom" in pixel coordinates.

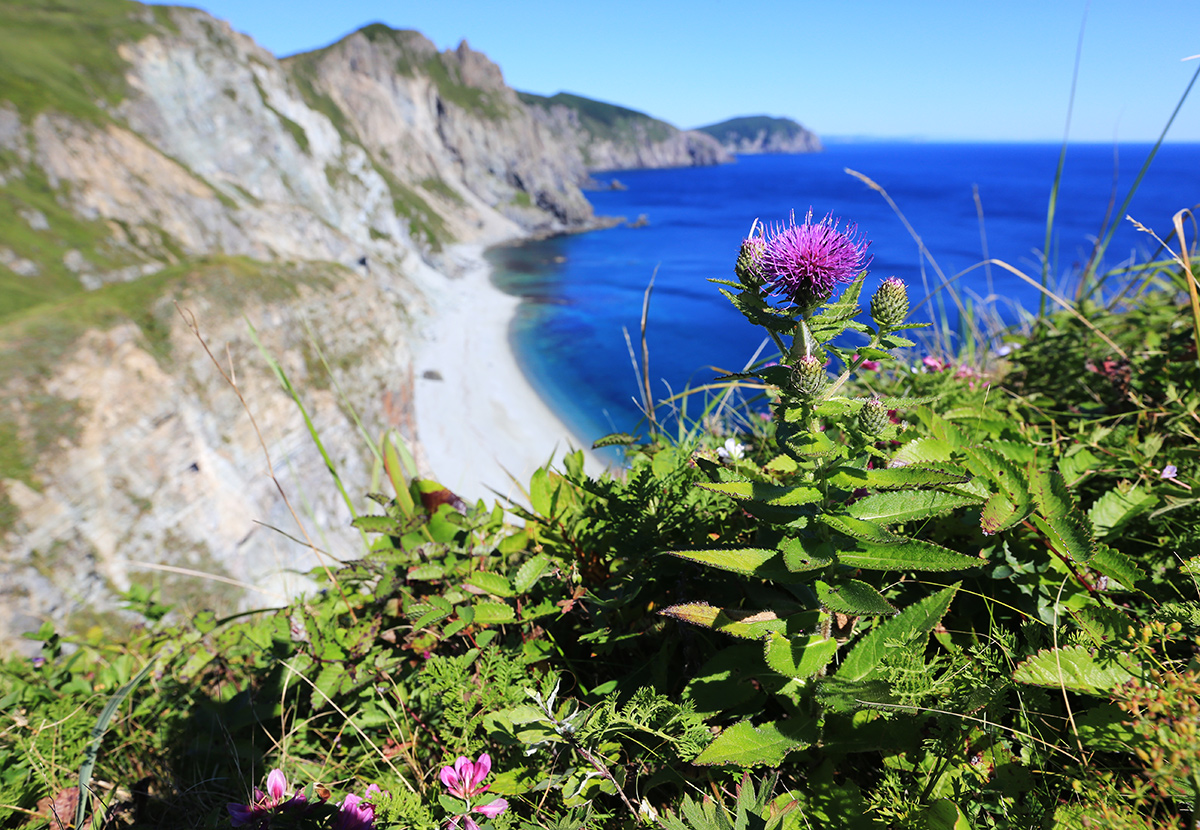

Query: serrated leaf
[
  {"left": 763, "top": 632, "right": 839, "bottom": 679},
  {"left": 592, "top": 432, "right": 636, "bottom": 448},
  {"left": 1012, "top": 646, "right": 1137, "bottom": 696},
  {"left": 819, "top": 513, "right": 896, "bottom": 542},
  {"left": 847, "top": 490, "right": 981, "bottom": 525},
  {"left": 513, "top": 553, "right": 551, "bottom": 593},
  {"left": 699, "top": 480, "right": 823, "bottom": 507},
  {"left": 351, "top": 515, "right": 404, "bottom": 535},
  {"left": 692, "top": 718, "right": 817, "bottom": 767},
  {"left": 528, "top": 467, "right": 556, "bottom": 517},
  {"left": 836, "top": 584, "right": 959, "bottom": 682},
  {"left": 660, "top": 603, "right": 816, "bottom": 641},
  {"left": 1074, "top": 606, "right": 1134, "bottom": 647},
  {"left": 466, "top": 572, "right": 515, "bottom": 597},
  {"left": 783, "top": 430, "right": 839, "bottom": 458},
  {"left": 890, "top": 437, "right": 955, "bottom": 467},
  {"left": 667, "top": 548, "right": 802, "bottom": 582},
  {"left": 779, "top": 536, "right": 835, "bottom": 572},
  {"left": 961, "top": 447, "right": 1033, "bottom": 534},
  {"left": 1087, "top": 487, "right": 1157, "bottom": 538},
  {"left": 407, "top": 563, "right": 445, "bottom": 580},
  {"left": 826, "top": 465, "right": 970, "bottom": 491},
  {"left": 816, "top": 579, "right": 897, "bottom": 616},
  {"left": 1030, "top": 513, "right": 1096, "bottom": 564},
  {"left": 472, "top": 601, "right": 515, "bottom": 625},
  {"left": 838, "top": 539, "right": 981, "bottom": 572},
  {"left": 1089, "top": 544, "right": 1146, "bottom": 591}
]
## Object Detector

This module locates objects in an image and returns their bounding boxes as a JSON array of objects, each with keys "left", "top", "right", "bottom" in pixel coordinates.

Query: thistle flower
[{"left": 760, "top": 209, "right": 870, "bottom": 311}]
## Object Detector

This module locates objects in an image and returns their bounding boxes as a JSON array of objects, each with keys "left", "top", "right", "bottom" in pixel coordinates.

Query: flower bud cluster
[
  {"left": 857, "top": 398, "right": 889, "bottom": 436},
  {"left": 790, "top": 354, "right": 827, "bottom": 398}
]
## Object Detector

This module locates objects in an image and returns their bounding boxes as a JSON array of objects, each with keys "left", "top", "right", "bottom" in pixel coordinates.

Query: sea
[{"left": 486, "top": 142, "right": 1200, "bottom": 448}]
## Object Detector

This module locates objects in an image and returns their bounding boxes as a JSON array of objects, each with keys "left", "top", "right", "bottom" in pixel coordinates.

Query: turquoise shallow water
[{"left": 487, "top": 143, "right": 1200, "bottom": 447}]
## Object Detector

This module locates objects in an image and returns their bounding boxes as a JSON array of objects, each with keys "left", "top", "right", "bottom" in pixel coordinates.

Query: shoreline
[{"left": 411, "top": 241, "right": 609, "bottom": 505}]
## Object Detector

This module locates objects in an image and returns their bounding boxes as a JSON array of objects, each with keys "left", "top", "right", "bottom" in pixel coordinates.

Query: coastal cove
[{"left": 489, "top": 142, "right": 1200, "bottom": 448}]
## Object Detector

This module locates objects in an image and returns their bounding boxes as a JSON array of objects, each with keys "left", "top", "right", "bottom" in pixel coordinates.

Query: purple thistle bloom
[{"left": 760, "top": 209, "right": 871, "bottom": 310}]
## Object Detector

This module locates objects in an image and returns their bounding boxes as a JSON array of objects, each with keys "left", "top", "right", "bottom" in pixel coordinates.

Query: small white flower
[{"left": 716, "top": 438, "right": 745, "bottom": 462}]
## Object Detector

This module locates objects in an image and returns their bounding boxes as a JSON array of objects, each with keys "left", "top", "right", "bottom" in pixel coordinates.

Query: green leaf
[
  {"left": 692, "top": 717, "right": 817, "bottom": 767},
  {"left": 763, "top": 632, "right": 839, "bottom": 679},
  {"left": 961, "top": 446, "right": 1033, "bottom": 534},
  {"left": 847, "top": 490, "right": 982, "bottom": 525},
  {"left": 667, "top": 548, "right": 803, "bottom": 582},
  {"left": 838, "top": 538, "right": 981, "bottom": 572},
  {"left": 826, "top": 465, "right": 969, "bottom": 491},
  {"left": 1074, "top": 703, "right": 1140, "bottom": 751},
  {"left": 472, "top": 601, "right": 516, "bottom": 625},
  {"left": 1089, "top": 544, "right": 1147, "bottom": 591},
  {"left": 816, "top": 579, "right": 897, "bottom": 616},
  {"left": 779, "top": 536, "right": 835, "bottom": 572},
  {"left": 513, "top": 553, "right": 551, "bottom": 593},
  {"left": 661, "top": 603, "right": 816, "bottom": 641},
  {"left": 836, "top": 584, "right": 959, "bottom": 682},
  {"left": 466, "top": 572, "right": 515, "bottom": 598},
  {"left": 699, "top": 480, "right": 823, "bottom": 507},
  {"left": 529, "top": 467, "right": 555, "bottom": 516},
  {"left": 1029, "top": 470, "right": 1095, "bottom": 562},
  {"left": 890, "top": 438, "right": 955, "bottom": 467},
  {"left": 351, "top": 515, "right": 404, "bottom": 535},
  {"left": 406, "top": 563, "right": 445, "bottom": 581},
  {"left": 1012, "top": 646, "right": 1138, "bottom": 696},
  {"left": 920, "top": 799, "right": 974, "bottom": 830},
  {"left": 1087, "top": 487, "right": 1157, "bottom": 538},
  {"left": 593, "top": 432, "right": 636, "bottom": 448}
]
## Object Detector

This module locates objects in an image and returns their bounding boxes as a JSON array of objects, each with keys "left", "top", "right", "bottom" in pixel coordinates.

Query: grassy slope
[
  {"left": 518, "top": 90, "right": 675, "bottom": 147},
  {"left": 694, "top": 115, "right": 810, "bottom": 143}
]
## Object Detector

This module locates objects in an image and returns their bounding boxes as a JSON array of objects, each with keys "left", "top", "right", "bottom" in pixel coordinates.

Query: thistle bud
[
  {"left": 790, "top": 354, "right": 827, "bottom": 398},
  {"left": 870, "top": 277, "right": 909, "bottom": 328},
  {"left": 858, "top": 398, "right": 889, "bottom": 436},
  {"left": 735, "top": 235, "right": 766, "bottom": 288}
]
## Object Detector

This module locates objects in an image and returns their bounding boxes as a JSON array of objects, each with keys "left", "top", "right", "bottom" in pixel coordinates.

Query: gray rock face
[{"left": 0, "top": 6, "right": 761, "bottom": 651}]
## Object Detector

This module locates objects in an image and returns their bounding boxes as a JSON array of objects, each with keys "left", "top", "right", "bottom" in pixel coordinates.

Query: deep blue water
[{"left": 487, "top": 143, "right": 1200, "bottom": 446}]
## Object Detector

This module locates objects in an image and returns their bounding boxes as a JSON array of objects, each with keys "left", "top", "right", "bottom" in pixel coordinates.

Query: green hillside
[
  {"left": 518, "top": 90, "right": 674, "bottom": 145},
  {"left": 695, "top": 114, "right": 812, "bottom": 143}
]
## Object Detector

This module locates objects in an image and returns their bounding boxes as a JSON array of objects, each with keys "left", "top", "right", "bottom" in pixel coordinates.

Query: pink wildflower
[
  {"left": 922, "top": 355, "right": 947, "bottom": 372},
  {"left": 760, "top": 209, "right": 871, "bottom": 310},
  {"left": 441, "top": 754, "right": 508, "bottom": 830},
  {"left": 227, "top": 768, "right": 306, "bottom": 828},
  {"left": 854, "top": 354, "right": 880, "bottom": 371}
]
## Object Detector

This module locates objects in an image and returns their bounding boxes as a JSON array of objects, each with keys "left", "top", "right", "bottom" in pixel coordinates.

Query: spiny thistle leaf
[
  {"left": 779, "top": 536, "right": 836, "bottom": 572},
  {"left": 1012, "top": 646, "right": 1138, "bottom": 696},
  {"left": 837, "top": 538, "right": 981, "bottom": 572},
  {"left": 835, "top": 584, "right": 959, "bottom": 682},
  {"left": 660, "top": 603, "right": 818, "bottom": 641},
  {"left": 816, "top": 579, "right": 897, "bottom": 616},
  {"left": 846, "top": 489, "right": 983, "bottom": 525},
  {"left": 825, "top": 465, "right": 970, "bottom": 491},
  {"left": 666, "top": 547, "right": 799, "bottom": 581},
  {"left": 698, "top": 480, "right": 823, "bottom": 507},
  {"left": 763, "top": 631, "right": 840, "bottom": 679}
]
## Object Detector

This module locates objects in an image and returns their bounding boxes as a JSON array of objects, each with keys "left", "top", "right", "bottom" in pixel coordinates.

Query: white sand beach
[{"left": 412, "top": 243, "right": 608, "bottom": 505}]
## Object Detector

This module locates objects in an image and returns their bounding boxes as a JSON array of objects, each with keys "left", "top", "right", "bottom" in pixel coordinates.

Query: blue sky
[{"left": 150, "top": 0, "right": 1200, "bottom": 142}]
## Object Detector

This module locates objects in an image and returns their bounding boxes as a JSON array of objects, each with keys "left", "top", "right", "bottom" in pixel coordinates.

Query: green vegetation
[
  {"left": 0, "top": 0, "right": 170, "bottom": 122},
  {"left": 519, "top": 91, "right": 676, "bottom": 147},
  {"left": 1, "top": 211, "right": 1197, "bottom": 827},
  {"left": 694, "top": 116, "right": 814, "bottom": 146}
]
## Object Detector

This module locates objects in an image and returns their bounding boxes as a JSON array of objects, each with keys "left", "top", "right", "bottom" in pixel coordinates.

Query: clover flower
[
  {"left": 440, "top": 753, "right": 508, "bottom": 830},
  {"left": 228, "top": 768, "right": 307, "bottom": 828},
  {"left": 333, "top": 784, "right": 382, "bottom": 830},
  {"left": 760, "top": 209, "right": 870, "bottom": 311}
]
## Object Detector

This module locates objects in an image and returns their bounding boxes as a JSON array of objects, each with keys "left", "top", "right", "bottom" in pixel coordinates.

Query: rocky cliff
[
  {"left": 520, "top": 91, "right": 733, "bottom": 171},
  {"left": 0, "top": 0, "right": 765, "bottom": 651},
  {"left": 695, "top": 115, "right": 822, "bottom": 154}
]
